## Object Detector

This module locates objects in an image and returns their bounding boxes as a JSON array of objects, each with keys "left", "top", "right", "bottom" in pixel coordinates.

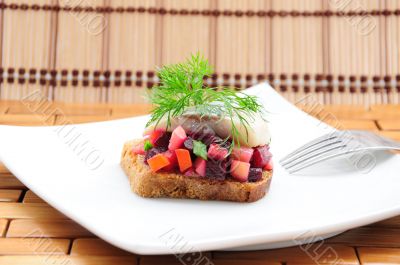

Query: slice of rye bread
[{"left": 121, "top": 140, "right": 273, "bottom": 202}]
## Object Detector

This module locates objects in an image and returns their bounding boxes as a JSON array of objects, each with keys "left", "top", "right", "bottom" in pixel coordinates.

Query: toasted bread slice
[{"left": 121, "top": 140, "right": 272, "bottom": 202}]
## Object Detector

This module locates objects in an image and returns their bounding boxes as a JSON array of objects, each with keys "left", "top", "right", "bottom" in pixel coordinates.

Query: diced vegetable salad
[{"left": 133, "top": 125, "right": 272, "bottom": 183}]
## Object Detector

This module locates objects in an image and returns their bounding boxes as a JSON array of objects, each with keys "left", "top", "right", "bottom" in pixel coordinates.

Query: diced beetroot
[
  {"left": 248, "top": 168, "right": 263, "bottom": 182},
  {"left": 162, "top": 150, "right": 178, "bottom": 171},
  {"left": 168, "top": 126, "right": 187, "bottom": 151},
  {"left": 205, "top": 160, "right": 226, "bottom": 180},
  {"left": 231, "top": 146, "right": 254, "bottom": 163},
  {"left": 251, "top": 145, "right": 272, "bottom": 168},
  {"left": 149, "top": 129, "right": 165, "bottom": 145},
  {"left": 132, "top": 142, "right": 145, "bottom": 155},
  {"left": 230, "top": 160, "right": 250, "bottom": 182},
  {"left": 207, "top": 143, "right": 228, "bottom": 161},
  {"left": 263, "top": 159, "right": 273, "bottom": 171},
  {"left": 153, "top": 132, "right": 172, "bottom": 149},
  {"left": 194, "top": 157, "right": 206, "bottom": 177}
]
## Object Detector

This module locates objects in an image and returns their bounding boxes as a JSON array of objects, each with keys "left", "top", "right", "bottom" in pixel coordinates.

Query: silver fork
[{"left": 280, "top": 130, "right": 400, "bottom": 174}]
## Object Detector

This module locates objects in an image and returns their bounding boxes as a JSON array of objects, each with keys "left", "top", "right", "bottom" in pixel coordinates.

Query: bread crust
[{"left": 121, "top": 140, "right": 273, "bottom": 202}]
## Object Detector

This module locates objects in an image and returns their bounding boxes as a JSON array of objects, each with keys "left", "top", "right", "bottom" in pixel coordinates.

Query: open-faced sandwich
[{"left": 121, "top": 54, "right": 273, "bottom": 202}]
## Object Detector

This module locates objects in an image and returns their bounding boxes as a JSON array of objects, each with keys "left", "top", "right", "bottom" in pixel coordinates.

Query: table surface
[{"left": 1, "top": 100, "right": 400, "bottom": 265}]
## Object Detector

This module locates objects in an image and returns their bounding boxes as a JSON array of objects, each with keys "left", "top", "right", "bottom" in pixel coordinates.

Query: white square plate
[{"left": 1, "top": 83, "right": 399, "bottom": 254}]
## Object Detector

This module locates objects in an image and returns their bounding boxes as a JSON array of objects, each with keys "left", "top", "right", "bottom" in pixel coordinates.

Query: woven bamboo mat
[
  {"left": 1, "top": 101, "right": 400, "bottom": 264},
  {"left": 0, "top": 0, "right": 399, "bottom": 105}
]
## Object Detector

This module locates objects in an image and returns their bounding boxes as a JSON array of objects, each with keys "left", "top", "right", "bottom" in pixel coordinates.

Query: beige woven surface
[{"left": 0, "top": 0, "right": 399, "bottom": 104}]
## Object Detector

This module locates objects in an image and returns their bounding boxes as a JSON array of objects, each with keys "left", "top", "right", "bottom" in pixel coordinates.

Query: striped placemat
[{"left": 0, "top": 0, "right": 399, "bottom": 105}]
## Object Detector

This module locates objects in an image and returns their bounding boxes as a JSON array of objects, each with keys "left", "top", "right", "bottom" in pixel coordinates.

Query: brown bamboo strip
[
  {"left": 48, "top": 0, "right": 58, "bottom": 102},
  {"left": 328, "top": 0, "right": 339, "bottom": 105},
  {"left": 140, "top": 253, "right": 212, "bottom": 265},
  {"left": 328, "top": 227, "right": 400, "bottom": 247},
  {"left": 375, "top": 0, "right": 384, "bottom": 105},
  {"left": 323, "top": 119, "right": 378, "bottom": 130},
  {"left": 0, "top": 189, "right": 22, "bottom": 202},
  {"left": 293, "top": 1, "right": 306, "bottom": 104},
  {"left": 311, "top": 0, "right": 324, "bottom": 105},
  {"left": 281, "top": 0, "right": 292, "bottom": 102},
  {"left": 349, "top": 0, "right": 359, "bottom": 105},
  {"left": 6, "top": 219, "right": 93, "bottom": 238},
  {"left": 0, "top": 203, "right": 67, "bottom": 219},
  {"left": 0, "top": 0, "right": 3, "bottom": 91},
  {"left": 387, "top": 0, "right": 399, "bottom": 104},
  {"left": 368, "top": 0, "right": 380, "bottom": 106},
  {"left": 377, "top": 119, "right": 400, "bottom": 130},
  {"left": 23, "top": 190, "right": 45, "bottom": 203},
  {"left": 101, "top": 0, "right": 111, "bottom": 104},
  {"left": 359, "top": 1, "right": 370, "bottom": 107},
  {"left": 380, "top": 0, "right": 388, "bottom": 105},
  {"left": 111, "top": 103, "right": 152, "bottom": 118},
  {"left": 0, "top": 104, "right": 8, "bottom": 114},
  {"left": 370, "top": 104, "right": 400, "bottom": 118},
  {"left": 208, "top": 0, "right": 217, "bottom": 66},
  {"left": 342, "top": 1, "right": 351, "bottom": 105},
  {"left": 371, "top": 216, "right": 400, "bottom": 228},
  {"left": 271, "top": 0, "right": 282, "bottom": 86},
  {"left": 362, "top": 0, "right": 372, "bottom": 106},
  {"left": 0, "top": 256, "right": 137, "bottom": 265},
  {"left": 0, "top": 163, "right": 10, "bottom": 174},
  {"left": 0, "top": 114, "right": 55, "bottom": 126},
  {"left": 212, "top": 261, "right": 279, "bottom": 265},
  {"left": 0, "top": 238, "right": 70, "bottom": 255},
  {"left": 321, "top": 0, "right": 331, "bottom": 105},
  {"left": 50, "top": 102, "right": 111, "bottom": 116},
  {"left": 54, "top": 114, "right": 110, "bottom": 124},
  {"left": 289, "top": 0, "right": 298, "bottom": 103},
  {"left": 265, "top": 0, "right": 272, "bottom": 75},
  {"left": 71, "top": 238, "right": 133, "bottom": 256},
  {"left": 4, "top": 99, "right": 55, "bottom": 115},
  {"left": 0, "top": 174, "right": 25, "bottom": 189},
  {"left": 213, "top": 245, "right": 359, "bottom": 264},
  {"left": 358, "top": 247, "right": 400, "bottom": 265},
  {"left": 0, "top": 219, "right": 7, "bottom": 237},
  {"left": 398, "top": 0, "right": 400, "bottom": 104}
]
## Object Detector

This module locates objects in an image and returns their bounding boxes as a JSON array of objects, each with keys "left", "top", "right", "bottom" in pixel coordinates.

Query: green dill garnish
[
  {"left": 193, "top": 140, "right": 208, "bottom": 160},
  {"left": 146, "top": 53, "right": 264, "bottom": 149},
  {"left": 144, "top": 140, "right": 153, "bottom": 151}
]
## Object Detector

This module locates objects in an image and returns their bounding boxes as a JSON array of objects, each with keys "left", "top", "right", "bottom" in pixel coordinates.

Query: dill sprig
[{"left": 146, "top": 53, "right": 264, "bottom": 149}]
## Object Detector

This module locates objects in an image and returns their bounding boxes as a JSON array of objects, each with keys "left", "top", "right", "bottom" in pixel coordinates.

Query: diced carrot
[
  {"left": 147, "top": 154, "right": 170, "bottom": 172},
  {"left": 175, "top": 149, "right": 192, "bottom": 173}
]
